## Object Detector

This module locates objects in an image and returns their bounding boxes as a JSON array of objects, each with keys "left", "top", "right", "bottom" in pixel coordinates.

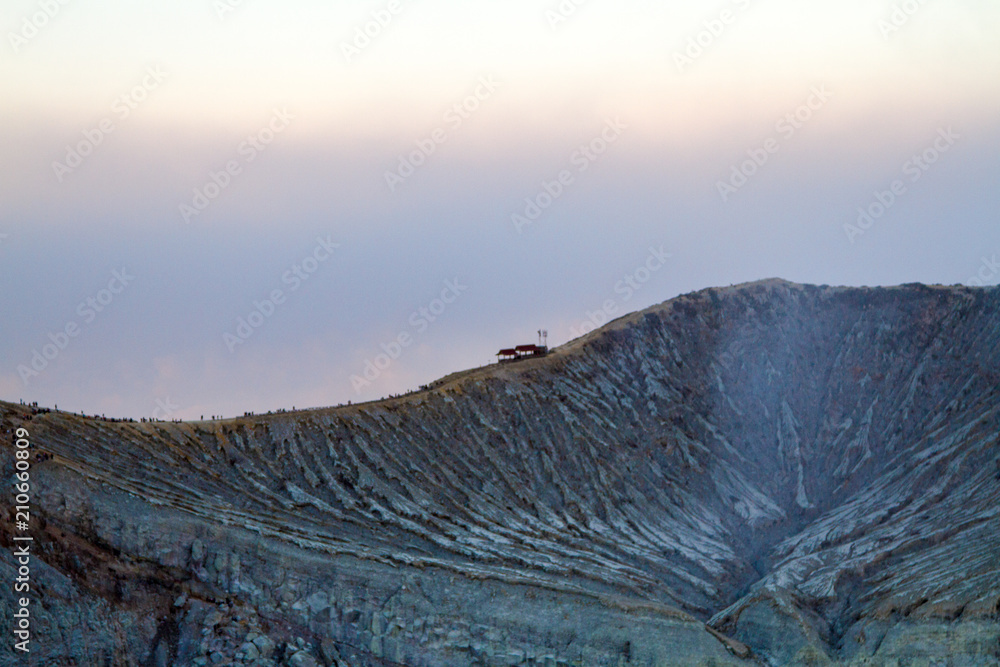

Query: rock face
[{"left": 2, "top": 279, "right": 999, "bottom": 666}]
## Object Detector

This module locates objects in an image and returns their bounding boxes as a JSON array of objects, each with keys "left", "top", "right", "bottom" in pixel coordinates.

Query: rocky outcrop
[{"left": 2, "top": 279, "right": 999, "bottom": 666}]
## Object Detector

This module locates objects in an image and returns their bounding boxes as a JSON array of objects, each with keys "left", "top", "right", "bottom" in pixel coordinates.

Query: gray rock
[
  {"left": 5, "top": 281, "right": 1000, "bottom": 666},
  {"left": 251, "top": 635, "right": 275, "bottom": 656},
  {"left": 306, "top": 591, "right": 329, "bottom": 614},
  {"left": 287, "top": 650, "right": 319, "bottom": 667},
  {"left": 191, "top": 539, "right": 205, "bottom": 562},
  {"left": 240, "top": 641, "right": 260, "bottom": 661}
]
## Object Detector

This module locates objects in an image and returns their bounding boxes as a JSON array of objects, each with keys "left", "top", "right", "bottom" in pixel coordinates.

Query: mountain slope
[{"left": 2, "top": 279, "right": 999, "bottom": 666}]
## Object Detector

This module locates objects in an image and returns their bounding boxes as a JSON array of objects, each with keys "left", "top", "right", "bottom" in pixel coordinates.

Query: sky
[{"left": 1, "top": 0, "right": 999, "bottom": 420}]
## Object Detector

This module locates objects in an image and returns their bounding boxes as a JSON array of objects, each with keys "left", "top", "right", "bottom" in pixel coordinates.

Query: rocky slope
[{"left": 2, "top": 279, "right": 999, "bottom": 666}]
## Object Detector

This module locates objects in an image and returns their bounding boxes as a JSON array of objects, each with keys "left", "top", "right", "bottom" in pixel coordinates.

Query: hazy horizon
[{"left": 2, "top": 0, "right": 999, "bottom": 419}]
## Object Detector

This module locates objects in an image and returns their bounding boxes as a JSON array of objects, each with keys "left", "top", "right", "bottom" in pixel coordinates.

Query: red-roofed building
[
  {"left": 497, "top": 343, "right": 548, "bottom": 362},
  {"left": 497, "top": 330, "right": 549, "bottom": 363}
]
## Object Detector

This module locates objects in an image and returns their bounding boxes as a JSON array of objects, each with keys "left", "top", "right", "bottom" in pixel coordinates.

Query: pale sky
[{"left": 2, "top": 0, "right": 999, "bottom": 419}]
